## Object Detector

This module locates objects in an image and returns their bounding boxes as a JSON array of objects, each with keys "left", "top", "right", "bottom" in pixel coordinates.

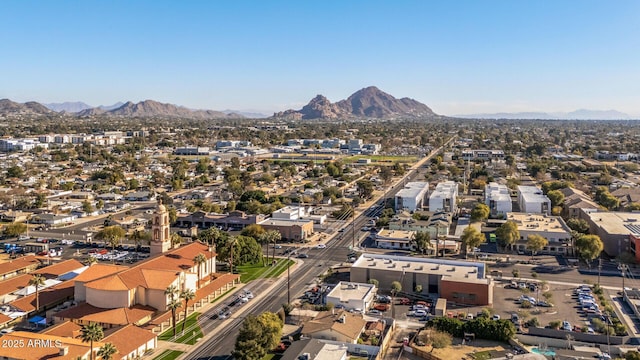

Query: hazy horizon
[{"left": 1, "top": 1, "right": 639, "bottom": 116}]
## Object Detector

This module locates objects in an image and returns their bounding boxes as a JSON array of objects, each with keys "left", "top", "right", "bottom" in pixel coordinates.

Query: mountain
[
  {"left": 273, "top": 86, "right": 437, "bottom": 120},
  {"left": 98, "top": 102, "right": 125, "bottom": 111},
  {"left": 0, "top": 99, "right": 54, "bottom": 116},
  {"left": 456, "top": 109, "right": 635, "bottom": 120},
  {"left": 79, "top": 100, "right": 244, "bottom": 119},
  {"left": 44, "top": 101, "right": 92, "bottom": 113},
  {"left": 222, "top": 109, "right": 269, "bottom": 118}
]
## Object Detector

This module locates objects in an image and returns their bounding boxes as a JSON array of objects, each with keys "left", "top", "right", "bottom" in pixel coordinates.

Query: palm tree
[
  {"left": 167, "top": 299, "right": 181, "bottom": 338},
  {"left": 80, "top": 322, "right": 104, "bottom": 360},
  {"left": 170, "top": 233, "right": 183, "bottom": 249},
  {"left": 96, "top": 342, "right": 117, "bottom": 360},
  {"left": 165, "top": 284, "right": 179, "bottom": 303},
  {"left": 86, "top": 256, "right": 98, "bottom": 267},
  {"left": 193, "top": 253, "right": 207, "bottom": 288},
  {"left": 29, "top": 274, "right": 45, "bottom": 312},
  {"left": 180, "top": 289, "right": 196, "bottom": 334}
]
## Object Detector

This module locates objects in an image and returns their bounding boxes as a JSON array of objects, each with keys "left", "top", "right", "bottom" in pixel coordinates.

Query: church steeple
[{"left": 151, "top": 198, "right": 171, "bottom": 256}]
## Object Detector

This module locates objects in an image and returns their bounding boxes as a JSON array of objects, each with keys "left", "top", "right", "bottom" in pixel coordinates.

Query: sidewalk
[{"left": 145, "top": 258, "right": 304, "bottom": 360}]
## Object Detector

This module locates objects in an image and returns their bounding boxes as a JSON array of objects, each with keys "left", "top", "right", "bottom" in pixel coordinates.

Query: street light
[{"left": 287, "top": 251, "right": 291, "bottom": 304}]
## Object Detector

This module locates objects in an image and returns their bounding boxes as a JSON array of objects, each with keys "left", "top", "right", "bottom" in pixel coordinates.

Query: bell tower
[{"left": 151, "top": 198, "right": 171, "bottom": 256}]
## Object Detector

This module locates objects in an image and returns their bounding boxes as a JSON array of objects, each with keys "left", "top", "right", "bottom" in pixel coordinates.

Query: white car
[
  {"left": 414, "top": 309, "right": 427, "bottom": 317},
  {"left": 316, "top": 244, "right": 326, "bottom": 249},
  {"left": 492, "top": 314, "right": 501, "bottom": 321},
  {"left": 244, "top": 291, "right": 254, "bottom": 299}
]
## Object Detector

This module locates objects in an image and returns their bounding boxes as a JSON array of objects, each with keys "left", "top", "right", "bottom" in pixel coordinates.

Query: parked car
[
  {"left": 414, "top": 309, "right": 428, "bottom": 317},
  {"left": 398, "top": 298, "right": 411, "bottom": 305},
  {"left": 562, "top": 321, "right": 572, "bottom": 331},
  {"left": 373, "top": 304, "right": 389, "bottom": 311},
  {"left": 368, "top": 309, "right": 382, "bottom": 316},
  {"left": 492, "top": 314, "right": 501, "bottom": 321}
]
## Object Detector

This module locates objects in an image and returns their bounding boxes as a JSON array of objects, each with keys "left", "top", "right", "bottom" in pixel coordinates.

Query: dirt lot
[{"left": 413, "top": 336, "right": 507, "bottom": 360}]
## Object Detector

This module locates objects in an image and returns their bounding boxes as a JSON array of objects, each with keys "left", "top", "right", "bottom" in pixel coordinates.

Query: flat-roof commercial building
[
  {"left": 395, "top": 182, "right": 429, "bottom": 211},
  {"left": 258, "top": 218, "right": 314, "bottom": 242},
  {"left": 506, "top": 212, "right": 572, "bottom": 255},
  {"left": 350, "top": 254, "right": 493, "bottom": 306},
  {"left": 485, "top": 182, "right": 512, "bottom": 218},
  {"left": 584, "top": 211, "right": 640, "bottom": 259},
  {"left": 325, "top": 282, "right": 376, "bottom": 312},
  {"left": 428, "top": 181, "right": 458, "bottom": 213},
  {"left": 517, "top": 186, "right": 551, "bottom": 215},
  {"left": 461, "top": 149, "right": 505, "bottom": 161}
]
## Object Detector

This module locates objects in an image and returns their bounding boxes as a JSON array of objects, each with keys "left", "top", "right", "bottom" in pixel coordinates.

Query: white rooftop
[
  {"left": 315, "top": 344, "right": 348, "bottom": 360},
  {"left": 396, "top": 182, "right": 429, "bottom": 199},
  {"left": 326, "top": 282, "right": 376, "bottom": 302},
  {"left": 352, "top": 253, "right": 487, "bottom": 281}
]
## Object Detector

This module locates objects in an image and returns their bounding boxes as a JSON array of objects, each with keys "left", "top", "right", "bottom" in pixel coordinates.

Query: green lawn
[
  {"left": 471, "top": 351, "right": 492, "bottom": 360},
  {"left": 153, "top": 350, "right": 184, "bottom": 360},
  {"left": 237, "top": 258, "right": 294, "bottom": 283},
  {"left": 158, "top": 312, "right": 203, "bottom": 345}
]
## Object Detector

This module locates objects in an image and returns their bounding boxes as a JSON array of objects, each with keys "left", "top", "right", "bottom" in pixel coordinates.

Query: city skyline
[{"left": 1, "top": 0, "right": 639, "bottom": 116}]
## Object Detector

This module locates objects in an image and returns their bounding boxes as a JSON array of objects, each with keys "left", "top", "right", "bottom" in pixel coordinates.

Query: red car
[
  {"left": 398, "top": 298, "right": 411, "bottom": 305},
  {"left": 374, "top": 303, "right": 389, "bottom": 311}
]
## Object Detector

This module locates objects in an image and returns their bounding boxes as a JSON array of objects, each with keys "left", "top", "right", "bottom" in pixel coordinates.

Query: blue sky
[{"left": 1, "top": 0, "right": 639, "bottom": 115}]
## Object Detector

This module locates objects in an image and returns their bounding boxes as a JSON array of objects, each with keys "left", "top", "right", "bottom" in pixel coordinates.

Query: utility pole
[
  {"left": 287, "top": 251, "right": 291, "bottom": 304},
  {"left": 352, "top": 209, "right": 356, "bottom": 250},
  {"left": 597, "top": 257, "right": 602, "bottom": 286}
]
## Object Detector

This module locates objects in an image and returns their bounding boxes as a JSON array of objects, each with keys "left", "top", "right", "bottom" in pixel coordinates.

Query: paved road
[{"left": 185, "top": 139, "right": 456, "bottom": 359}]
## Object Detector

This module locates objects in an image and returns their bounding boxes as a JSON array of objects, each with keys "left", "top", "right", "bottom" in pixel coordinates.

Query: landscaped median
[
  {"left": 153, "top": 350, "right": 184, "bottom": 360},
  {"left": 158, "top": 312, "right": 204, "bottom": 345},
  {"left": 237, "top": 257, "right": 294, "bottom": 283}
]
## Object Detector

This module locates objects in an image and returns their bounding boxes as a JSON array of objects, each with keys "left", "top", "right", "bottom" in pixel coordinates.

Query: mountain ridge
[
  {"left": 455, "top": 109, "right": 635, "bottom": 120},
  {"left": 272, "top": 86, "right": 438, "bottom": 120}
]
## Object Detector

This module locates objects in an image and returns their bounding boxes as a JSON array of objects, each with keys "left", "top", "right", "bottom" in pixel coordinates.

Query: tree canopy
[
  {"left": 495, "top": 220, "right": 519, "bottom": 250},
  {"left": 461, "top": 226, "right": 485, "bottom": 254},
  {"left": 575, "top": 234, "right": 604, "bottom": 263},
  {"left": 233, "top": 312, "right": 283, "bottom": 360},
  {"left": 411, "top": 231, "right": 431, "bottom": 254},
  {"left": 470, "top": 203, "right": 490, "bottom": 222},
  {"left": 526, "top": 234, "right": 548, "bottom": 256}
]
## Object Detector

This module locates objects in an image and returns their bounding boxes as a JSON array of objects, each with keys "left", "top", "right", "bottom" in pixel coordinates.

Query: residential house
[{"left": 301, "top": 310, "right": 367, "bottom": 343}]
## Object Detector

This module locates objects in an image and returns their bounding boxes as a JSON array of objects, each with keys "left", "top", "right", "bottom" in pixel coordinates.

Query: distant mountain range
[
  {"left": 273, "top": 86, "right": 438, "bottom": 120},
  {"left": 44, "top": 101, "right": 93, "bottom": 113},
  {"left": 3, "top": 93, "right": 637, "bottom": 121},
  {"left": 456, "top": 109, "right": 636, "bottom": 120},
  {"left": 2, "top": 99, "right": 243, "bottom": 119},
  {"left": 0, "top": 99, "right": 54, "bottom": 116}
]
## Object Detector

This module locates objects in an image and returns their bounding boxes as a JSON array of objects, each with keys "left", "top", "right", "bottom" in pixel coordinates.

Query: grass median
[
  {"left": 237, "top": 258, "right": 294, "bottom": 283},
  {"left": 158, "top": 312, "right": 203, "bottom": 345},
  {"left": 153, "top": 350, "right": 183, "bottom": 360}
]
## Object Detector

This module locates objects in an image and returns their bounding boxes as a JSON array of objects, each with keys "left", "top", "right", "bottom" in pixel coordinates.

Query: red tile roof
[
  {"left": 33, "top": 259, "right": 84, "bottom": 279},
  {"left": 0, "top": 255, "right": 40, "bottom": 277},
  {"left": 103, "top": 324, "right": 157, "bottom": 357},
  {"left": 10, "top": 280, "right": 74, "bottom": 313},
  {"left": 55, "top": 302, "right": 156, "bottom": 326},
  {"left": 41, "top": 320, "right": 82, "bottom": 338},
  {"left": 72, "top": 264, "right": 127, "bottom": 283},
  {"left": 0, "top": 331, "right": 100, "bottom": 360},
  {"left": 0, "top": 273, "right": 31, "bottom": 296}
]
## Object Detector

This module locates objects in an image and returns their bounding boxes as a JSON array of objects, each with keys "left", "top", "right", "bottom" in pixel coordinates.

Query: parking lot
[{"left": 491, "top": 279, "right": 605, "bottom": 333}]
